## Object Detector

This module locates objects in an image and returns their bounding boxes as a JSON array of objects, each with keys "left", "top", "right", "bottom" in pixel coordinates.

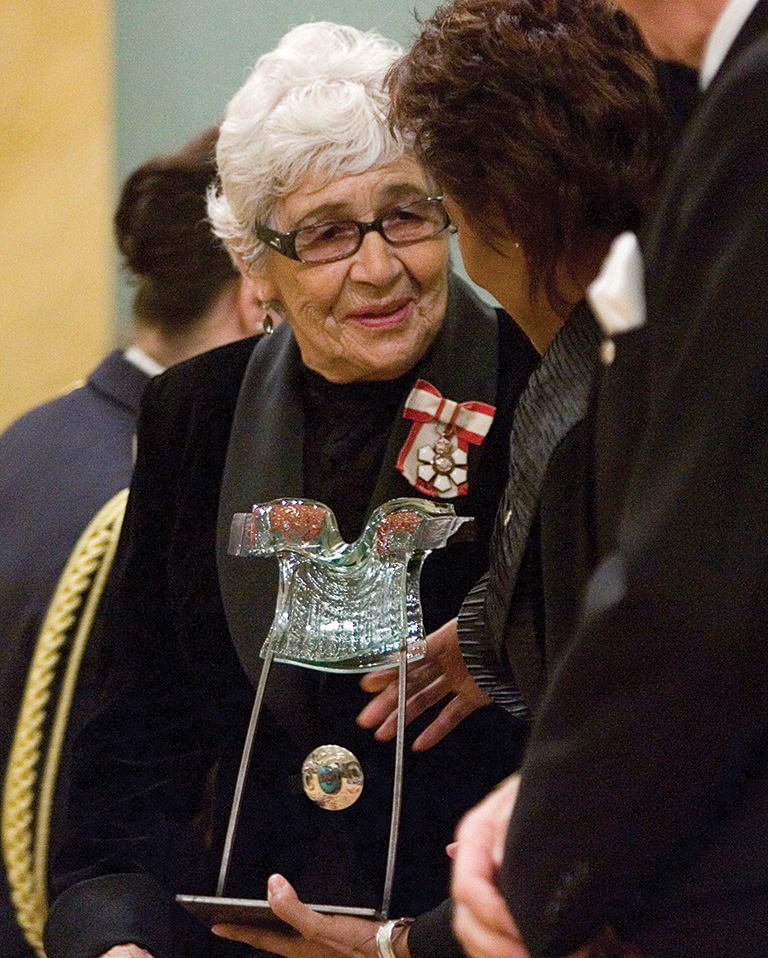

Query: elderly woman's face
[{"left": 257, "top": 158, "right": 449, "bottom": 382}]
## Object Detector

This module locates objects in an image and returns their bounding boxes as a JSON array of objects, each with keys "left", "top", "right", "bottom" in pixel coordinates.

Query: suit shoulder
[
  {"left": 0, "top": 378, "right": 131, "bottom": 453},
  {"left": 685, "top": 31, "right": 768, "bottom": 161}
]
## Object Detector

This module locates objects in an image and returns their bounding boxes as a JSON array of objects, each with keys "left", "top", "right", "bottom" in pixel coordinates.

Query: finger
[
  {"left": 101, "top": 948, "right": 156, "bottom": 958},
  {"left": 360, "top": 644, "right": 445, "bottom": 694},
  {"left": 357, "top": 683, "right": 400, "bottom": 730},
  {"left": 489, "top": 778, "right": 520, "bottom": 868},
  {"left": 360, "top": 668, "right": 398, "bottom": 692},
  {"left": 453, "top": 867, "right": 519, "bottom": 939},
  {"left": 449, "top": 776, "right": 525, "bottom": 958},
  {"left": 359, "top": 661, "right": 435, "bottom": 694},
  {"left": 357, "top": 668, "right": 443, "bottom": 736},
  {"left": 371, "top": 682, "right": 449, "bottom": 742},
  {"left": 452, "top": 789, "right": 520, "bottom": 938},
  {"left": 412, "top": 692, "right": 484, "bottom": 751},
  {"left": 372, "top": 676, "right": 452, "bottom": 741},
  {"left": 453, "top": 903, "right": 529, "bottom": 958},
  {"left": 267, "top": 875, "right": 330, "bottom": 940}
]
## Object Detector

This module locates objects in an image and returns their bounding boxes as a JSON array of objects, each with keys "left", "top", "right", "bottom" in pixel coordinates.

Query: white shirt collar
[
  {"left": 123, "top": 345, "right": 166, "bottom": 377},
  {"left": 700, "top": 0, "right": 761, "bottom": 88},
  {"left": 587, "top": 232, "right": 646, "bottom": 337}
]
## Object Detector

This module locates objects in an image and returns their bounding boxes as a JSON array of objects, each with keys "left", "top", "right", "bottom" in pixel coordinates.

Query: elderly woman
[
  {"left": 42, "top": 21, "right": 538, "bottom": 958},
  {"left": 216, "top": 2, "right": 672, "bottom": 958}
]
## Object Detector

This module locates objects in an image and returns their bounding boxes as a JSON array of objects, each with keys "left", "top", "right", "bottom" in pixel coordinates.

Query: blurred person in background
[{"left": 0, "top": 125, "right": 265, "bottom": 958}]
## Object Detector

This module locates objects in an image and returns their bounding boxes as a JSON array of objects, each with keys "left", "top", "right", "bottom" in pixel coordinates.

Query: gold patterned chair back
[{"left": 2, "top": 489, "right": 129, "bottom": 957}]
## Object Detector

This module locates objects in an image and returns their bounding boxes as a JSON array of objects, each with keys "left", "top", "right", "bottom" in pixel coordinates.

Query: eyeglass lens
[{"left": 294, "top": 198, "right": 448, "bottom": 263}]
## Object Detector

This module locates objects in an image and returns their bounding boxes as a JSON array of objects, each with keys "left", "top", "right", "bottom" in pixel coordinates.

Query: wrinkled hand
[
  {"left": 213, "top": 874, "right": 394, "bottom": 958},
  {"left": 100, "top": 947, "right": 154, "bottom": 958},
  {"left": 358, "top": 618, "right": 490, "bottom": 750}
]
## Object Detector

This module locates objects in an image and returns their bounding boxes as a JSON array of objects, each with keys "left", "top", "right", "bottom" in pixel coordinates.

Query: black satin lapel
[
  {"left": 216, "top": 329, "right": 361, "bottom": 751},
  {"left": 216, "top": 325, "right": 305, "bottom": 688},
  {"left": 367, "top": 276, "right": 500, "bottom": 513}
]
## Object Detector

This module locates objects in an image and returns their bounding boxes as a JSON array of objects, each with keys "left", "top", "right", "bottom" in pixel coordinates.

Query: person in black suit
[
  {"left": 447, "top": 0, "right": 768, "bottom": 956},
  {"left": 42, "top": 22, "right": 540, "bottom": 958},
  {"left": 0, "top": 126, "right": 263, "bottom": 958},
  {"left": 212, "top": 4, "right": 673, "bottom": 958}
]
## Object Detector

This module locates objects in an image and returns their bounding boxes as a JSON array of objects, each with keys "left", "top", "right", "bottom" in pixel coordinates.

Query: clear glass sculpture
[{"left": 228, "top": 497, "right": 470, "bottom": 672}]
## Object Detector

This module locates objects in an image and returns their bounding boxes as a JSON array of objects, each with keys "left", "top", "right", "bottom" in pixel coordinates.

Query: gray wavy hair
[{"left": 208, "top": 22, "right": 407, "bottom": 271}]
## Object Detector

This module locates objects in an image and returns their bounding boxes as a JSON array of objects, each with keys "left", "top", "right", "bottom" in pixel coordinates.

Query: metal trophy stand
[
  {"left": 214, "top": 640, "right": 408, "bottom": 918},
  {"left": 183, "top": 497, "right": 470, "bottom": 922}
]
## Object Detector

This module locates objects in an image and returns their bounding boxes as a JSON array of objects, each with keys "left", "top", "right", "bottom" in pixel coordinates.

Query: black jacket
[
  {"left": 45, "top": 278, "right": 538, "bottom": 958},
  {"left": 502, "top": 5, "right": 768, "bottom": 955}
]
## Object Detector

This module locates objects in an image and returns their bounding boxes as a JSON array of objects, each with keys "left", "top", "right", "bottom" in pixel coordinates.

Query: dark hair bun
[{"left": 114, "top": 127, "right": 238, "bottom": 329}]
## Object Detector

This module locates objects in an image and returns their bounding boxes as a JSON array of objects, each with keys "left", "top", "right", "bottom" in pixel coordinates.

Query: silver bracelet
[{"left": 376, "top": 918, "right": 413, "bottom": 958}]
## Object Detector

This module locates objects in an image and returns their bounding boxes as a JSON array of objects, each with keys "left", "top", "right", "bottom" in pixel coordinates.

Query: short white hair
[{"left": 208, "top": 22, "right": 408, "bottom": 270}]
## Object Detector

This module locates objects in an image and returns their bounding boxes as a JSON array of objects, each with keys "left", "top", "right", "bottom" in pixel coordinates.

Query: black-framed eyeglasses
[{"left": 255, "top": 196, "right": 451, "bottom": 264}]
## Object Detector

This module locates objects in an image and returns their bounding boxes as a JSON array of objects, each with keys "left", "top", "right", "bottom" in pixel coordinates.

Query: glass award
[
  {"left": 178, "top": 498, "right": 470, "bottom": 926},
  {"left": 228, "top": 497, "right": 468, "bottom": 671}
]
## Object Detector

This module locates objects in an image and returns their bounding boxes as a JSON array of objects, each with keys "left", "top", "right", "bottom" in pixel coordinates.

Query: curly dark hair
[
  {"left": 389, "top": 0, "right": 669, "bottom": 307},
  {"left": 114, "top": 127, "right": 238, "bottom": 330}
]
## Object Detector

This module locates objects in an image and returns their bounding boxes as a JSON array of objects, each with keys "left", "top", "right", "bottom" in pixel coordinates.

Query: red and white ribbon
[{"left": 396, "top": 379, "right": 495, "bottom": 498}]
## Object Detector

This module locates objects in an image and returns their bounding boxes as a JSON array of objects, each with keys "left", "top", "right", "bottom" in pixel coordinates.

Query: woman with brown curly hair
[
  {"left": 387, "top": 0, "right": 667, "bottom": 352},
  {"left": 211, "top": 2, "right": 674, "bottom": 958}
]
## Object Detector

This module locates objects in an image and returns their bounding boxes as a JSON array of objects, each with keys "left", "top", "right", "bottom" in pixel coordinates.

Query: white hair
[{"left": 208, "top": 22, "right": 408, "bottom": 270}]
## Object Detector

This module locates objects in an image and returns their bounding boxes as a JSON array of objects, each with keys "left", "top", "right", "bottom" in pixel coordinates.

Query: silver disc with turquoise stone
[{"left": 302, "top": 745, "right": 364, "bottom": 810}]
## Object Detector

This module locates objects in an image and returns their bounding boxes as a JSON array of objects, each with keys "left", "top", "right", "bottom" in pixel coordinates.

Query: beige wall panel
[{"left": 0, "top": 0, "right": 113, "bottom": 432}]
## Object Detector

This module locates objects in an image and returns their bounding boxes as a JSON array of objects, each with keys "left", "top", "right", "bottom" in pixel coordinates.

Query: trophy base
[{"left": 176, "top": 894, "right": 380, "bottom": 930}]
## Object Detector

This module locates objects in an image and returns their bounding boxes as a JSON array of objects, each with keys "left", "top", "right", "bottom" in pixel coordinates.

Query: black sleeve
[
  {"left": 408, "top": 899, "right": 465, "bottom": 958},
  {"left": 45, "top": 372, "right": 245, "bottom": 958},
  {"left": 457, "top": 572, "right": 532, "bottom": 717},
  {"left": 499, "top": 47, "right": 768, "bottom": 956},
  {"left": 44, "top": 874, "right": 197, "bottom": 958}
]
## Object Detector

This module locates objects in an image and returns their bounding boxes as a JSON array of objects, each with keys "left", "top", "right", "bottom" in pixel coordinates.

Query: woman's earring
[
  {"left": 258, "top": 299, "right": 276, "bottom": 335},
  {"left": 259, "top": 297, "right": 283, "bottom": 335}
]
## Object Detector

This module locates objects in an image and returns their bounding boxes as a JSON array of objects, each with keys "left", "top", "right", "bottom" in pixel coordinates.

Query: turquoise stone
[{"left": 318, "top": 764, "right": 341, "bottom": 794}]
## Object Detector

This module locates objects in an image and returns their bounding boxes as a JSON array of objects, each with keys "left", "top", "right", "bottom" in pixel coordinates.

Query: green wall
[
  {"left": 116, "top": 1, "right": 446, "bottom": 184},
  {"left": 115, "top": 0, "right": 490, "bottom": 329}
]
